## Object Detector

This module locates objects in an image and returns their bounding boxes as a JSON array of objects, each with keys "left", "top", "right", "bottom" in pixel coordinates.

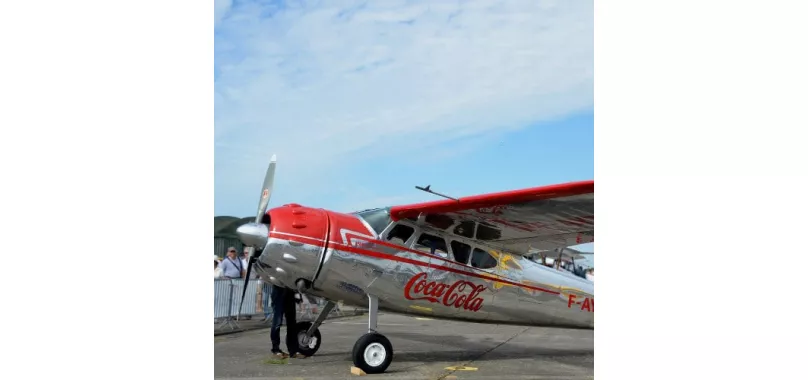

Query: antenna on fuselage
[{"left": 415, "top": 184, "right": 460, "bottom": 202}]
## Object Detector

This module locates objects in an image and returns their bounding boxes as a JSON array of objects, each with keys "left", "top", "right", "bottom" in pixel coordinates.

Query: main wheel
[
  {"left": 351, "top": 333, "right": 393, "bottom": 374},
  {"left": 295, "top": 321, "right": 321, "bottom": 357}
]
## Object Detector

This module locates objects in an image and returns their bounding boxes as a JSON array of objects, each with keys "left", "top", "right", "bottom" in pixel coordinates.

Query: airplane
[{"left": 233, "top": 155, "right": 594, "bottom": 374}]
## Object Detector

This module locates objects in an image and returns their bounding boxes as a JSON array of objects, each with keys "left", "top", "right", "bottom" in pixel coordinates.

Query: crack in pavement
[{"left": 434, "top": 326, "right": 532, "bottom": 380}]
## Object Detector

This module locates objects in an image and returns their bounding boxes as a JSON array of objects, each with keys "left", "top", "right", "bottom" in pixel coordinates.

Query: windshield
[{"left": 354, "top": 207, "right": 393, "bottom": 235}]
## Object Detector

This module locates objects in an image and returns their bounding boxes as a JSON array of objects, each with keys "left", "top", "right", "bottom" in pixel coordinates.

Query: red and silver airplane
[{"left": 235, "top": 155, "right": 594, "bottom": 374}]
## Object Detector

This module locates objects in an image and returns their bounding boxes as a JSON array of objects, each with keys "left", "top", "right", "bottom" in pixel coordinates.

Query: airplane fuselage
[{"left": 252, "top": 203, "right": 594, "bottom": 330}]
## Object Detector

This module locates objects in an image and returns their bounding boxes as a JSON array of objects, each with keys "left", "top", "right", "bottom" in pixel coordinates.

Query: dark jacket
[{"left": 270, "top": 284, "right": 286, "bottom": 307}]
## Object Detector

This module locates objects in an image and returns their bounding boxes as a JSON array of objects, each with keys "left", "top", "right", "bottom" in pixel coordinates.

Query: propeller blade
[
  {"left": 237, "top": 255, "right": 257, "bottom": 320},
  {"left": 255, "top": 154, "right": 277, "bottom": 223},
  {"left": 239, "top": 154, "right": 277, "bottom": 319}
]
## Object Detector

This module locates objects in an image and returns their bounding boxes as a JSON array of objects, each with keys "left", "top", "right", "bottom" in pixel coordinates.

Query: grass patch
[{"left": 262, "top": 357, "right": 289, "bottom": 365}]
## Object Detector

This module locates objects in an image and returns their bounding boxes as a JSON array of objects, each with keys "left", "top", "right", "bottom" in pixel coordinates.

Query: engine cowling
[{"left": 250, "top": 204, "right": 330, "bottom": 290}]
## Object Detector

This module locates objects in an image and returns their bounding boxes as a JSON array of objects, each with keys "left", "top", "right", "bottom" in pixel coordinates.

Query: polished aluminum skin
[
  {"left": 236, "top": 223, "right": 268, "bottom": 249},
  {"left": 248, "top": 207, "right": 594, "bottom": 330}
]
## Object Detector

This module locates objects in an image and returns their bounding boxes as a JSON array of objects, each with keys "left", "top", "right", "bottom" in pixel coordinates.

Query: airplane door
[
  {"left": 412, "top": 232, "right": 450, "bottom": 284},
  {"left": 426, "top": 242, "right": 441, "bottom": 281}
]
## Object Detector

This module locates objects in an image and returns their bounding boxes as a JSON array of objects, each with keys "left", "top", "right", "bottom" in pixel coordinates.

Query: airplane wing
[{"left": 388, "top": 180, "right": 593, "bottom": 255}]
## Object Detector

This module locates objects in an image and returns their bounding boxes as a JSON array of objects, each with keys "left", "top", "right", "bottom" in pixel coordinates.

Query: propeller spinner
[{"left": 235, "top": 154, "right": 276, "bottom": 320}]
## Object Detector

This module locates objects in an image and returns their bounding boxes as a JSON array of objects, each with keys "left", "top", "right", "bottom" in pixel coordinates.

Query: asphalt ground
[
  {"left": 214, "top": 312, "right": 594, "bottom": 380},
  {"left": 214, "top": 308, "right": 367, "bottom": 336}
]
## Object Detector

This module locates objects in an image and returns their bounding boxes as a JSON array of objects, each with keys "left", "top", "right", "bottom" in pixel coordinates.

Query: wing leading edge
[{"left": 389, "top": 180, "right": 593, "bottom": 255}]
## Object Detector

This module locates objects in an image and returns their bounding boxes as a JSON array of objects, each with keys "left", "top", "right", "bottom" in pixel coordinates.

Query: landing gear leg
[
  {"left": 351, "top": 294, "right": 393, "bottom": 374},
  {"left": 295, "top": 300, "right": 335, "bottom": 357}
]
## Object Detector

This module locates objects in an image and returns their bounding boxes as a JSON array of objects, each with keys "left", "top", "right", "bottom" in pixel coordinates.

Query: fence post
[{"left": 216, "top": 279, "right": 241, "bottom": 330}]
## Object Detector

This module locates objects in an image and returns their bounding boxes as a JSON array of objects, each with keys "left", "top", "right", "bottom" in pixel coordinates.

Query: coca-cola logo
[{"left": 403, "top": 272, "right": 486, "bottom": 312}]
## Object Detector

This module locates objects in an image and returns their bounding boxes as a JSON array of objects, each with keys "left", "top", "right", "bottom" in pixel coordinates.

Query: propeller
[{"left": 237, "top": 154, "right": 277, "bottom": 320}]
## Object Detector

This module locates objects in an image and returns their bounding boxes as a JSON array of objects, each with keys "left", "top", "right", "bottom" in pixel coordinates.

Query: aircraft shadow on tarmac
[
  {"left": 388, "top": 331, "right": 590, "bottom": 353},
  {"left": 301, "top": 330, "right": 592, "bottom": 370},
  {"left": 383, "top": 330, "right": 593, "bottom": 370}
]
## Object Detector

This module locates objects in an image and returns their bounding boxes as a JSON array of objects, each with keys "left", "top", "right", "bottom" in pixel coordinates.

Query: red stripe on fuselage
[
  {"left": 276, "top": 229, "right": 491, "bottom": 274},
  {"left": 269, "top": 231, "right": 560, "bottom": 295}
]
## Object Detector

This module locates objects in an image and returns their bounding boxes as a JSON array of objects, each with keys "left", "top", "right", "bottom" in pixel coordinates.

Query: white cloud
[{"left": 215, "top": 0, "right": 593, "bottom": 214}]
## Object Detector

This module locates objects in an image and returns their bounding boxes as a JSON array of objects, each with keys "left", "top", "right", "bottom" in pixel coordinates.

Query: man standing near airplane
[
  {"left": 267, "top": 283, "right": 307, "bottom": 359},
  {"left": 283, "top": 287, "right": 306, "bottom": 359},
  {"left": 269, "top": 283, "right": 288, "bottom": 358}
]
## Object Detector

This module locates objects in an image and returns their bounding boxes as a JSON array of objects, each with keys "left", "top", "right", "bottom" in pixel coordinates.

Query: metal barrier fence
[{"left": 214, "top": 278, "right": 364, "bottom": 330}]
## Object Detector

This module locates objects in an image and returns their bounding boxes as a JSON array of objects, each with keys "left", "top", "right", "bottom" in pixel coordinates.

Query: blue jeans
[
  {"left": 262, "top": 282, "right": 272, "bottom": 317},
  {"left": 270, "top": 306, "right": 285, "bottom": 352},
  {"left": 269, "top": 285, "right": 286, "bottom": 353}
]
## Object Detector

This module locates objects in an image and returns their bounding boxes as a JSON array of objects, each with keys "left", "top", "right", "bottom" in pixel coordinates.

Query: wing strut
[{"left": 415, "top": 185, "right": 459, "bottom": 202}]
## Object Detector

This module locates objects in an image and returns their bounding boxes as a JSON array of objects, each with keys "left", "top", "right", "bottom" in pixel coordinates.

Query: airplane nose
[{"left": 236, "top": 222, "right": 269, "bottom": 250}]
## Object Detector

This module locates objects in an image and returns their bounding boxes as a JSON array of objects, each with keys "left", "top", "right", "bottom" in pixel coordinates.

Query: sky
[{"left": 214, "top": 0, "right": 594, "bottom": 252}]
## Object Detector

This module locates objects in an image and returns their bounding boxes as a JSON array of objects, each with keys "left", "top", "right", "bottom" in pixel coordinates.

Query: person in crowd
[
  {"left": 242, "top": 248, "right": 258, "bottom": 278},
  {"left": 214, "top": 256, "right": 223, "bottom": 278},
  {"left": 242, "top": 247, "right": 260, "bottom": 281},
  {"left": 218, "top": 247, "right": 245, "bottom": 279},
  {"left": 220, "top": 247, "right": 252, "bottom": 318}
]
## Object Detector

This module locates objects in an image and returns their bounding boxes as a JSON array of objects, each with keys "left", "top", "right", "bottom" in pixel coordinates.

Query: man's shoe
[{"left": 272, "top": 351, "right": 289, "bottom": 359}]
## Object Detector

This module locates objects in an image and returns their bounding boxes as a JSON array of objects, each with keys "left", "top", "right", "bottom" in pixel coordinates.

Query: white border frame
[{"left": 3, "top": 2, "right": 807, "bottom": 379}]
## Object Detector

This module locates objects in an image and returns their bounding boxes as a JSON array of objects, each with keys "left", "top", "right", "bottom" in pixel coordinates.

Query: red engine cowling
[{"left": 258, "top": 204, "right": 331, "bottom": 289}]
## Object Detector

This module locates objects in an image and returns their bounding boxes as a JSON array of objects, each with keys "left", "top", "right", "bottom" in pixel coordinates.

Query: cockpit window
[
  {"left": 386, "top": 223, "right": 415, "bottom": 245},
  {"left": 355, "top": 208, "right": 392, "bottom": 235},
  {"left": 413, "top": 233, "right": 448, "bottom": 258}
]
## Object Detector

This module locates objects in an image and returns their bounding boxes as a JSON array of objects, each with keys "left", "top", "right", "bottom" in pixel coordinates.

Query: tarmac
[{"left": 214, "top": 312, "right": 594, "bottom": 380}]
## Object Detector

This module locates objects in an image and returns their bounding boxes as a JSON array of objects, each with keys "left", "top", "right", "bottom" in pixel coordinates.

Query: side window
[
  {"left": 475, "top": 222, "right": 501, "bottom": 241},
  {"left": 413, "top": 233, "right": 448, "bottom": 258},
  {"left": 453, "top": 221, "right": 475, "bottom": 238},
  {"left": 471, "top": 248, "right": 497, "bottom": 269},
  {"left": 450, "top": 240, "right": 471, "bottom": 265},
  {"left": 425, "top": 214, "right": 454, "bottom": 230},
  {"left": 385, "top": 223, "right": 415, "bottom": 246}
]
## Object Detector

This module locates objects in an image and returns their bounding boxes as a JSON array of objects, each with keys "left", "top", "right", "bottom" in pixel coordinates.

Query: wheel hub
[
  {"left": 298, "top": 331, "right": 316, "bottom": 348},
  {"left": 363, "top": 342, "right": 386, "bottom": 367}
]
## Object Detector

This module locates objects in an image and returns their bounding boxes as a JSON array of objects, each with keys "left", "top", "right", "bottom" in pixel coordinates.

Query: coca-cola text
[{"left": 404, "top": 272, "right": 485, "bottom": 312}]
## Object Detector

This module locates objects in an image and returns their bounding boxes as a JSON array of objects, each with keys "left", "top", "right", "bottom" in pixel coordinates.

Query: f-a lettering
[{"left": 566, "top": 293, "right": 594, "bottom": 313}]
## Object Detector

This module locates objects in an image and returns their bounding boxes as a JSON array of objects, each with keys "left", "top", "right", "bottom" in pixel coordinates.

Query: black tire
[
  {"left": 351, "top": 333, "right": 393, "bottom": 374},
  {"left": 295, "top": 321, "right": 321, "bottom": 357}
]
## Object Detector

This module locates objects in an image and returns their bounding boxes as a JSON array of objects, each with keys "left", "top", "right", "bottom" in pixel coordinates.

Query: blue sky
[{"left": 214, "top": 0, "right": 593, "bottom": 252}]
